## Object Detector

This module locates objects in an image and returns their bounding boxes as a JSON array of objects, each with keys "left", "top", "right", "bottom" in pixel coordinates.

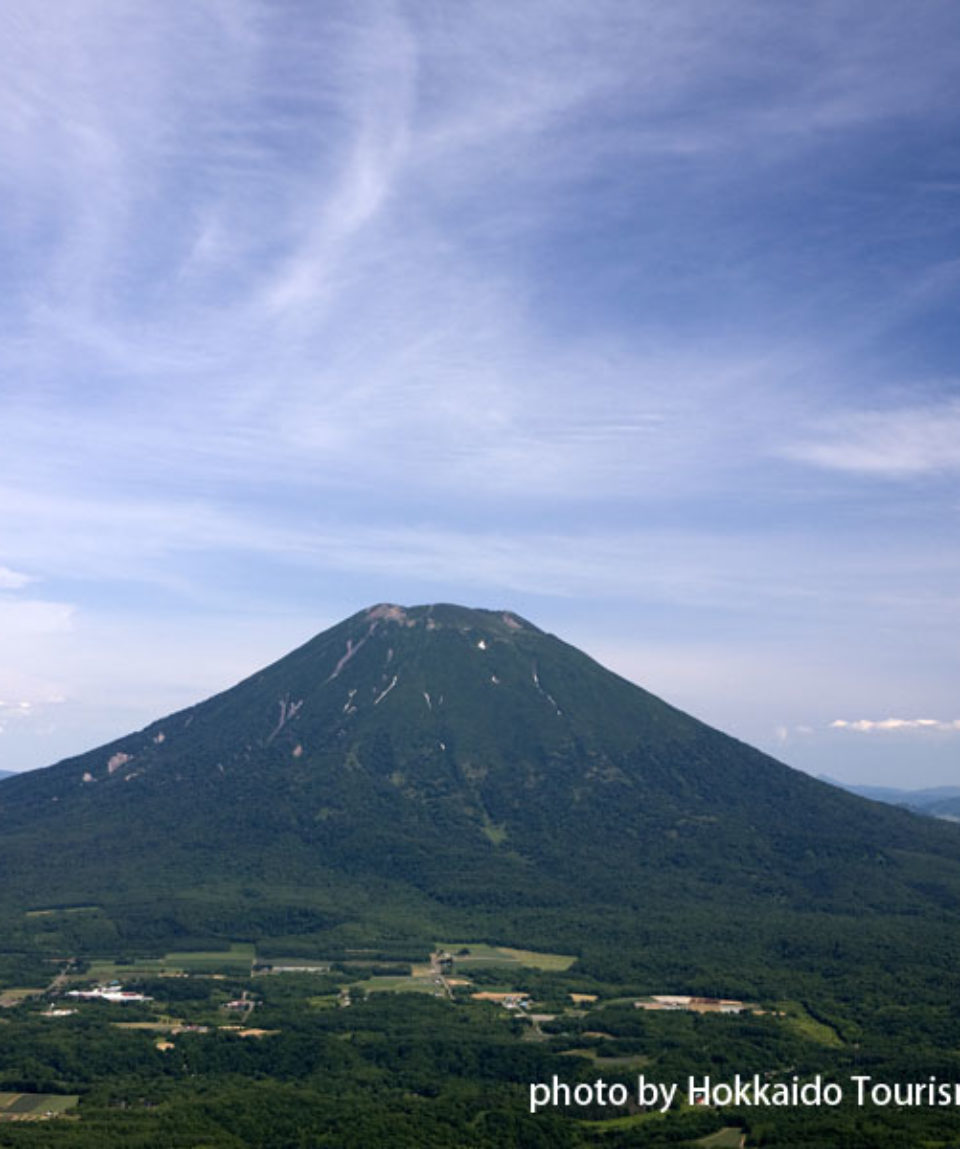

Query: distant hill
[
  {"left": 824, "top": 777, "right": 960, "bottom": 820},
  {"left": 0, "top": 770, "right": 15, "bottom": 782},
  {"left": 0, "top": 603, "right": 958, "bottom": 997},
  {"left": 924, "top": 800, "right": 960, "bottom": 820}
]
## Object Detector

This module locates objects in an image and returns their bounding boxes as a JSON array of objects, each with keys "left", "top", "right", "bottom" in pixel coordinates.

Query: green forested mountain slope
[{"left": 0, "top": 603, "right": 958, "bottom": 991}]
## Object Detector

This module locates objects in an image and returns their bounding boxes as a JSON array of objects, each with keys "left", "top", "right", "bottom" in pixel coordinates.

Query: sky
[{"left": 1, "top": 0, "right": 958, "bottom": 787}]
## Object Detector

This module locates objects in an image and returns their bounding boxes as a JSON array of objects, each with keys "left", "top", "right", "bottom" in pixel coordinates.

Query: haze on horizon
[{"left": 1, "top": 1, "right": 958, "bottom": 787}]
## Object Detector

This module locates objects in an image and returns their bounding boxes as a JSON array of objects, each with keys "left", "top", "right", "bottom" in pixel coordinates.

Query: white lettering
[
  {"left": 637, "top": 1076, "right": 677, "bottom": 1113},
  {"left": 872, "top": 1082, "right": 892, "bottom": 1106},
  {"left": 851, "top": 1075, "right": 871, "bottom": 1106},
  {"left": 607, "top": 1083, "right": 629, "bottom": 1107},
  {"left": 688, "top": 1075, "right": 711, "bottom": 1106},
  {"left": 529, "top": 1076, "right": 633, "bottom": 1114},
  {"left": 529, "top": 1082, "right": 551, "bottom": 1113},
  {"left": 821, "top": 1081, "right": 843, "bottom": 1106}
]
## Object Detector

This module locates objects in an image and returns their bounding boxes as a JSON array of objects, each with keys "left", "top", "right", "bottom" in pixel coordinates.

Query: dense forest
[{"left": 0, "top": 939, "right": 958, "bottom": 1146}]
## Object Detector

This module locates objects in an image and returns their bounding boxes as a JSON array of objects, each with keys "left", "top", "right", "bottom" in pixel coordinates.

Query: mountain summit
[{"left": 1, "top": 604, "right": 959, "bottom": 983}]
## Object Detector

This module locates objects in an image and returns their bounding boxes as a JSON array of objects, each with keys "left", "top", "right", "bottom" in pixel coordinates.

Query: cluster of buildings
[
  {"left": 469, "top": 991, "right": 531, "bottom": 1010},
  {"left": 636, "top": 994, "right": 750, "bottom": 1014}
]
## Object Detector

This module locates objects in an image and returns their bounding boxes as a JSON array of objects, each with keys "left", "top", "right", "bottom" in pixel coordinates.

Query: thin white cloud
[
  {"left": 782, "top": 400, "right": 960, "bottom": 476},
  {"left": 831, "top": 718, "right": 960, "bottom": 734},
  {"left": 0, "top": 566, "right": 33, "bottom": 590},
  {"left": 258, "top": 7, "right": 417, "bottom": 321}
]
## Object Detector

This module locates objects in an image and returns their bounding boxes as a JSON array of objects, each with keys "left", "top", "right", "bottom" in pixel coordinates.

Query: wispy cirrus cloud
[{"left": 782, "top": 400, "right": 960, "bottom": 477}]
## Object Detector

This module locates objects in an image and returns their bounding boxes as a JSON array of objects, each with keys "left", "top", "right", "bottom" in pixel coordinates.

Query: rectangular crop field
[
  {"left": 697, "top": 1129, "right": 744, "bottom": 1147},
  {"left": 0, "top": 1092, "right": 79, "bottom": 1119},
  {"left": 164, "top": 943, "right": 255, "bottom": 973},
  {"left": 0, "top": 988, "right": 43, "bottom": 1005},
  {"left": 356, "top": 976, "right": 443, "bottom": 995},
  {"left": 496, "top": 946, "right": 576, "bottom": 970},
  {"left": 439, "top": 943, "right": 575, "bottom": 970},
  {"left": 256, "top": 957, "right": 331, "bottom": 971},
  {"left": 86, "top": 943, "right": 255, "bottom": 982}
]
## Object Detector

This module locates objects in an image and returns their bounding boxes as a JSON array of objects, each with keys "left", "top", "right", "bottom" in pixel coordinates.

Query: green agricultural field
[
  {"left": 573, "top": 1111, "right": 666, "bottom": 1134},
  {"left": 85, "top": 943, "right": 255, "bottom": 983},
  {"left": 0, "top": 938, "right": 954, "bottom": 1147},
  {"left": 256, "top": 957, "right": 330, "bottom": 971},
  {"left": 307, "top": 994, "right": 340, "bottom": 1009},
  {"left": 440, "top": 942, "right": 575, "bottom": 970},
  {"left": 697, "top": 1128, "right": 744, "bottom": 1147},
  {"left": 165, "top": 943, "right": 255, "bottom": 974},
  {"left": 559, "top": 1048, "right": 652, "bottom": 1070},
  {"left": 0, "top": 987, "right": 43, "bottom": 1006},
  {"left": 777, "top": 1001, "right": 844, "bottom": 1047},
  {"left": 356, "top": 975, "right": 444, "bottom": 995},
  {"left": 496, "top": 945, "right": 576, "bottom": 970},
  {"left": 0, "top": 1091, "right": 79, "bottom": 1119},
  {"left": 85, "top": 957, "right": 165, "bottom": 981}
]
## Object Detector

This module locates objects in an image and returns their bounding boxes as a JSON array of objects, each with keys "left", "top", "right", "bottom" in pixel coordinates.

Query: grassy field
[
  {"left": 0, "top": 987, "right": 43, "bottom": 1006},
  {"left": 256, "top": 957, "right": 330, "bottom": 971},
  {"left": 85, "top": 957, "right": 160, "bottom": 980},
  {"left": 496, "top": 946, "right": 576, "bottom": 970},
  {"left": 308, "top": 994, "right": 340, "bottom": 1009},
  {"left": 165, "top": 943, "right": 255, "bottom": 973},
  {"left": 86, "top": 943, "right": 255, "bottom": 982},
  {"left": 777, "top": 1001, "right": 844, "bottom": 1047},
  {"left": 573, "top": 1110, "right": 666, "bottom": 1133},
  {"left": 558, "top": 1048, "right": 651, "bottom": 1069},
  {"left": 0, "top": 1092, "right": 79, "bottom": 1120},
  {"left": 355, "top": 975, "right": 444, "bottom": 995},
  {"left": 439, "top": 943, "right": 575, "bottom": 970},
  {"left": 697, "top": 1128, "right": 744, "bottom": 1147}
]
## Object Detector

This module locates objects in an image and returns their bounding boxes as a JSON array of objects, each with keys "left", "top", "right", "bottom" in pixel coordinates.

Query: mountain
[
  {"left": 920, "top": 795, "right": 960, "bottom": 820},
  {"left": 824, "top": 778, "right": 960, "bottom": 820},
  {"left": 1, "top": 603, "right": 959, "bottom": 994},
  {"left": 0, "top": 770, "right": 14, "bottom": 782}
]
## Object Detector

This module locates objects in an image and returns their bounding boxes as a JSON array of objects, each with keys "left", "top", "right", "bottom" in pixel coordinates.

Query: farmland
[
  {"left": 0, "top": 1093, "right": 78, "bottom": 1122},
  {"left": 440, "top": 943, "right": 577, "bottom": 972},
  {"left": 0, "top": 939, "right": 957, "bottom": 1147},
  {"left": 84, "top": 943, "right": 255, "bottom": 983}
]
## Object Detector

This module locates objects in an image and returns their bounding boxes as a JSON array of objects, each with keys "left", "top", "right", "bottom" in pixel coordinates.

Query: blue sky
[{"left": 1, "top": 0, "right": 958, "bottom": 785}]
